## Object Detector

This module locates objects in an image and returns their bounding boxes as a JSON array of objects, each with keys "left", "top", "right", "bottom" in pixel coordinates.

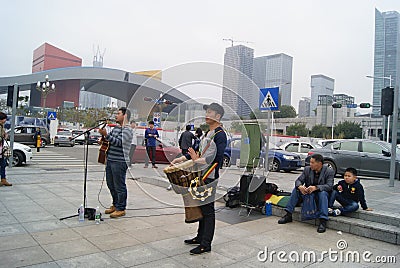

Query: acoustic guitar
[{"left": 97, "top": 122, "right": 109, "bottom": 164}]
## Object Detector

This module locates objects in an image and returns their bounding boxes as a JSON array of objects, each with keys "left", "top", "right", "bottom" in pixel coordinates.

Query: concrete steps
[{"left": 273, "top": 206, "right": 400, "bottom": 245}]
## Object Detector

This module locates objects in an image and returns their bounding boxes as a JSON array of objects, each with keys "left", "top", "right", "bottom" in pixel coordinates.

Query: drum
[{"left": 164, "top": 161, "right": 203, "bottom": 223}]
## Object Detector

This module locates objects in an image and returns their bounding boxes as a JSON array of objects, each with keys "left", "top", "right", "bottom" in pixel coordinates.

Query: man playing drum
[{"left": 171, "top": 103, "right": 227, "bottom": 255}]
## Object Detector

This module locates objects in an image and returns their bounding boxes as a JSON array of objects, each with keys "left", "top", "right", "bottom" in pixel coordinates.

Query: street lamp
[
  {"left": 143, "top": 93, "right": 174, "bottom": 128},
  {"left": 36, "top": 75, "right": 56, "bottom": 113},
  {"left": 366, "top": 75, "right": 393, "bottom": 142}
]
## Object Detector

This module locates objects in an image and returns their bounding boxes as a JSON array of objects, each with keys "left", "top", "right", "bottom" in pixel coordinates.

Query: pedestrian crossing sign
[
  {"left": 259, "top": 87, "right": 279, "bottom": 111},
  {"left": 47, "top": 111, "right": 57, "bottom": 120}
]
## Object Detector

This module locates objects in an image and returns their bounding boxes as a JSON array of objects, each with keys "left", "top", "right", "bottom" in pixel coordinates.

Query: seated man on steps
[{"left": 278, "top": 153, "right": 334, "bottom": 233}]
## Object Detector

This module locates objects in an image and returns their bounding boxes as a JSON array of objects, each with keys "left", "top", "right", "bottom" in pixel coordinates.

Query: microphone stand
[{"left": 59, "top": 122, "right": 106, "bottom": 221}]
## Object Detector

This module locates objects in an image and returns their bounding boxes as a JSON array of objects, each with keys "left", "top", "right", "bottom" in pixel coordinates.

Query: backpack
[
  {"left": 265, "top": 183, "right": 279, "bottom": 195},
  {"left": 223, "top": 186, "right": 240, "bottom": 208}
]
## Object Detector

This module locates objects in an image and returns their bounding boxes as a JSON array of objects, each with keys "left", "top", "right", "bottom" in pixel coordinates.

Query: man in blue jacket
[
  {"left": 144, "top": 121, "right": 159, "bottom": 168},
  {"left": 278, "top": 154, "right": 334, "bottom": 233}
]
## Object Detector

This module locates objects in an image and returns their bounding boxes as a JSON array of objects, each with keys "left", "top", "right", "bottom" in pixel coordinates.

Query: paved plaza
[{"left": 0, "top": 160, "right": 399, "bottom": 267}]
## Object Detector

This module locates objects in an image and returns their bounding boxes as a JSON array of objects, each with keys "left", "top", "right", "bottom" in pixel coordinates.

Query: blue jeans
[
  {"left": 285, "top": 188, "right": 329, "bottom": 220},
  {"left": 105, "top": 160, "right": 128, "bottom": 211},
  {"left": 329, "top": 190, "right": 359, "bottom": 214},
  {"left": 0, "top": 157, "right": 6, "bottom": 178}
]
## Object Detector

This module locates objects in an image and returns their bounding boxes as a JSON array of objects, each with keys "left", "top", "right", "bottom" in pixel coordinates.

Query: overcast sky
[{"left": 1, "top": 0, "right": 400, "bottom": 111}]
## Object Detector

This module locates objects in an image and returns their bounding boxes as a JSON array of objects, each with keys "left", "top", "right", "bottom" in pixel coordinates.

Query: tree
[
  {"left": 311, "top": 124, "right": 331, "bottom": 138},
  {"left": 200, "top": 123, "right": 209, "bottom": 132},
  {"left": 230, "top": 121, "right": 243, "bottom": 133},
  {"left": 249, "top": 109, "right": 267, "bottom": 119},
  {"left": 334, "top": 121, "right": 362, "bottom": 139},
  {"left": 274, "top": 105, "right": 297, "bottom": 118},
  {"left": 286, "top": 123, "right": 309, "bottom": 137}
]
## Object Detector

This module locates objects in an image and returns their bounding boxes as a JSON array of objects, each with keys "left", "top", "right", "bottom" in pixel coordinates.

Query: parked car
[
  {"left": 280, "top": 141, "right": 321, "bottom": 166},
  {"left": 6, "top": 142, "right": 33, "bottom": 166},
  {"left": 305, "top": 139, "right": 400, "bottom": 178},
  {"left": 89, "top": 131, "right": 102, "bottom": 145},
  {"left": 54, "top": 130, "right": 75, "bottom": 147},
  {"left": 132, "top": 136, "right": 181, "bottom": 164},
  {"left": 317, "top": 139, "right": 343, "bottom": 147},
  {"left": 71, "top": 130, "right": 85, "bottom": 145},
  {"left": 224, "top": 138, "right": 302, "bottom": 172},
  {"left": 8, "top": 126, "right": 50, "bottom": 147}
]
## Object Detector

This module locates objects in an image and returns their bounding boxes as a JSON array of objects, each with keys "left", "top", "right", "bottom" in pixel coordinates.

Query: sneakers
[
  {"left": 278, "top": 213, "right": 292, "bottom": 224},
  {"left": 110, "top": 210, "right": 126, "bottom": 218},
  {"left": 144, "top": 165, "right": 148, "bottom": 168},
  {"left": 104, "top": 205, "right": 116, "bottom": 214},
  {"left": 190, "top": 245, "right": 211, "bottom": 255},
  {"left": 166, "top": 185, "right": 172, "bottom": 191},
  {"left": 0, "top": 178, "right": 12, "bottom": 186},
  {"left": 184, "top": 237, "right": 200, "bottom": 245},
  {"left": 152, "top": 165, "right": 158, "bottom": 168},
  {"left": 328, "top": 208, "right": 333, "bottom": 215},
  {"left": 333, "top": 209, "right": 341, "bottom": 216},
  {"left": 317, "top": 219, "right": 327, "bottom": 233}
]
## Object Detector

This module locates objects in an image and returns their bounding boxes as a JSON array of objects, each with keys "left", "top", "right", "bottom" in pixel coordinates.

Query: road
[
  {"left": 23, "top": 144, "right": 304, "bottom": 192},
  {"left": 29, "top": 144, "right": 102, "bottom": 168}
]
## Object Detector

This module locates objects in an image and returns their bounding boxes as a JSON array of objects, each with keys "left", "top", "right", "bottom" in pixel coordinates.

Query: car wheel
[
  {"left": 324, "top": 160, "right": 337, "bottom": 175},
  {"left": 269, "top": 158, "right": 280, "bottom": 172},
  {"left": 12, "top": 151, "right": 24, "bottom": 167},
  {"left": 223, "top": 156, "right": 231, "bottom": 167},
  {"left": 41, "top": 139, "right": 47, "bottom": 147}
]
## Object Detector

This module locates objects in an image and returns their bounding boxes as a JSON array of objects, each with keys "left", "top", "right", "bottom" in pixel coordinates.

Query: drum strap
[
  {"left": 201, "top": 162, "right": 218, "bottom": 182},
  {"left": 199, "top": 129, "right": 223, "bottom": 157}
]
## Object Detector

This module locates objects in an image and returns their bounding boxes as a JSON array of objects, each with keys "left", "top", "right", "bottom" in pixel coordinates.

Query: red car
[{"left": 132, "top": 136, "right": 182, "bottom": 164}]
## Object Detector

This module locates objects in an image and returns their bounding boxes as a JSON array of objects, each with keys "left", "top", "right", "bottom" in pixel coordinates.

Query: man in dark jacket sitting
[{"left": 278, "top": 154, "right": 334, "bottom": 233}]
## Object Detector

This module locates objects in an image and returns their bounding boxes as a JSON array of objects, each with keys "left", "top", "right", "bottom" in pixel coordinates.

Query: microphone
[{"left": 97, "top": 118, "right": 112, "bottom": 122}]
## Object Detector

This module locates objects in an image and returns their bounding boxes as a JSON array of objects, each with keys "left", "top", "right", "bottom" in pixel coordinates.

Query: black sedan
[{"left": 305, "top": 139, "right": 400, "bottom": 178}]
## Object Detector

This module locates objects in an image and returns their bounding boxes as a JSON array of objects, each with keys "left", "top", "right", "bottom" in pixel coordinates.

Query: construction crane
[{"left": 223, "top": 38, "right": 253, "bottom": 47}]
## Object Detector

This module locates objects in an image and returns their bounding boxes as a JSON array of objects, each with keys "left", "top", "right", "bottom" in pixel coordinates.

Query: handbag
[
  {"left": 301, "top": 193, "right": 318, "bottom": 220},
  {"left": 2, "top": 143, "right": 11, "bottom": 158}
]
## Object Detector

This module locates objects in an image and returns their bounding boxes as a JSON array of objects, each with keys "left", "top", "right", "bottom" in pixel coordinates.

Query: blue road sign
[
  {"left": 347, "top": 104, "right": 357, "bottom": 108},
  {"left": 259, "top": 87, "right": 279, "bottom": 111},
  {"left": 47, "top": 111, "right": 57, "bottom": 120}
]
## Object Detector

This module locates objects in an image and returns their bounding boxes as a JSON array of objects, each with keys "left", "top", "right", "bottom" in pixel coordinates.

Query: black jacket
[
  {"left": 179, "top": 130, "right": 195, "bottom": 150},
  {"left": 333, "top": 179, "right": 368, "bottom": 210}
]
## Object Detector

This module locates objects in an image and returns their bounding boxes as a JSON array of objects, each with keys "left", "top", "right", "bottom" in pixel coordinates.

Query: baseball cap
[{"left": 203, "top": 102, "right": 224, "bottom": 119}]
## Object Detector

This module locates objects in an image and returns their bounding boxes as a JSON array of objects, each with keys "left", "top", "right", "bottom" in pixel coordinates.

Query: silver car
[
  {"left": 306, "top": 139, "right": 400, "bottom": 178},
  {"left": 54, "top": 130, "right": 75, "bottom": 147},
  {"left": 280, "top": 141, "right": 321, "bottom": 166}
]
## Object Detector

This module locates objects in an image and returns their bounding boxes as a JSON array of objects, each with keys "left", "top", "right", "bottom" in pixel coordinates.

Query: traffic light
[
  {"left": 332, "top": 103, "right": 342, "bottom": 108},
  {"left": 7, "top": 85, "right": 19, "bottom": 107},
  {"left": 381, "top": 87, "right": 394, "bottom": 116},
  {"left": 359, "top": 103, "right": 371, "bottom": 108}
]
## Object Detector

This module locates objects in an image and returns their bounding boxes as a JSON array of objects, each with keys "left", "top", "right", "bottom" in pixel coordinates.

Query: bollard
[{"left": 36, "top": 134, "right": 41, "bottom": 152}]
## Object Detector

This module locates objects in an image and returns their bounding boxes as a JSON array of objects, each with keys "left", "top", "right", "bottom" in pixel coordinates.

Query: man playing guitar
[{"left": 98, "top": 107, "right": 133, "bottom": 218}]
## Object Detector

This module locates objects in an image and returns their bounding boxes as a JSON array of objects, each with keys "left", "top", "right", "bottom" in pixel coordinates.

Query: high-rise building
[
  {"left": 372, "top": 9, "right": 400, "bottom": 116},
  {"left": 298, "top": 97, "right": 311, "bottom": 117},
  {"left": 79, "top": 47, "right": 111, "bottom": 109},
  {"left": 222, "top": 45, "right": 256, "bottom": 118},
  {"left": 310, "top": 74, "right": 334, "bottom": 116},
  {"left": 31, "top": 43, "right": 82, "bottom": 108},
  {"left": 253, "top": 53, "right": 293, "bottom": 106},
  {"left": 316, "top": 93, "right": 356, "bottom": 126}
]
